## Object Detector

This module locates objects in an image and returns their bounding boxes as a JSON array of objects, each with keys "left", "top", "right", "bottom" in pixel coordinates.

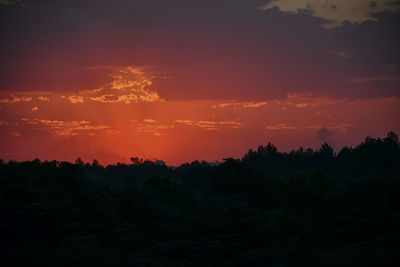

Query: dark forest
[{"left": 1, "top": 132, "right": 400, "bottom": 266}]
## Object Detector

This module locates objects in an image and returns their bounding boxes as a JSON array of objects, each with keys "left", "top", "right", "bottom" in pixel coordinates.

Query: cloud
[
  {"left": 175, "top": 120, "right": 243, "bottom": 130},
  {"left": 0, "top": 0, "right": 24, "bottom": 6},
  {"left": 38, "top": 96, "right": 50, "bottom": 101},
  {"left": 349, "top": 76, "right": 400, "bottom": 83},
  {"left": 282, "top": 93, "right": 348, "bottom": 108},
  {"left": 109, "top": 67, "right": 149, "bottom": 90},
  {"left": 32, "top": 106, "right": 38, "bottom": 111},
  {"left": 32, "top": 66, "right": 160, "bottom": 105},
  {"left": 134, "top": 120, "right": 175, "bottom": 136},
  {"left": 306, "top": 123, "right": 355, "bottom": 132},
  {"left": 1, "top": 1, "right": 399, "bottom": 102},
  {"left": 0, "top": 68, "right": 161, "bottom": 110},
  {"left": 218, "top": 121, "right": 243, "bottom": 128},
  {"left": 317, "top": 126, "right": 334, "bottom": 144},
  {"left": 212, "top": 101, "right": 268, "bottom": 109},
  {"left": 328, "top": 50, "right": 351, "bottom": 58},
  {"left": 90, "top": 92, "right": 161, "bottom": 104},
  {"left": 10, "top": 131, "right": 21, "bottom": 137},
  {"left": 107, "top": 129, "right": 121, "bottom": 134},
  {"left": 174, "top": 120, "right": 194, "bottom": 126},
  {"left": 89, "top": 93, "right": 149, "bottom": 104},
  {"left": 265, "top": 122, "right": 355, "bottom": 132},
  {"left": 21, "top": 118, "right": 111, "bottom": 136},
  {"left": 266, "top": 124, "right": 299, "bottom": 130},
  {"left": 0, "top": 96, "right": 32, "bottom": 103},
  {"left": 67, "top": 95, "right": 84, "bottom": 104},
  {"left": 386, "top": 64, "right": 396, "bottom": 71},
  {"left": 194, "top": 121, "right": 219, "bottom": 131},
  {"left": 77, "top": 66, "right": 161, "bottom": 104},
  {"left": 260, "top": 0, "right": 400, "bottom": 28}
]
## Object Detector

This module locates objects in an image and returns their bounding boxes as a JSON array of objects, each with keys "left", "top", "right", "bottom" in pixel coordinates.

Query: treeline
[{"left": 0, "top": 132, "right": 399, "bottom": 266}]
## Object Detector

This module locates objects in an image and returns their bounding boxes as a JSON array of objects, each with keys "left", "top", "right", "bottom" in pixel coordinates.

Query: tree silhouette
[{"left": 0, "top": 132, "right": 399, "bottom": 266}]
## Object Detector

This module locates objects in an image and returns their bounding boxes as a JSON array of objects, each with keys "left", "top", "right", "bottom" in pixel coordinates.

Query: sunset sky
[{"left": 1, "top": 0, "right": 399, "bottom": 165}]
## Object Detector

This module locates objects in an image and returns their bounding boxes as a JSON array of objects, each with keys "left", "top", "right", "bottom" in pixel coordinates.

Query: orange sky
[{"left": 0, "top": 66, "right": 399, "bottom": 165}]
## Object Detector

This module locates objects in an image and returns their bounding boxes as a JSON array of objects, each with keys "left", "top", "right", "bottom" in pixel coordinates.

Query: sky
[{"left": 0, "top": 0, "right": 399, "bottom": 165}]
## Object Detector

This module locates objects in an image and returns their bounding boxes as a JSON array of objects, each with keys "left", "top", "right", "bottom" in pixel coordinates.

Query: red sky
[{"left": 0, "top": 0, "right": 399, "bottom": 165}]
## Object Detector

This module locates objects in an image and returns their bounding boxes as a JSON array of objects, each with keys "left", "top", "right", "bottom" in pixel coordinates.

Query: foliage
[{"left": 0, "top": 132, "right": 399, "bottom": 266}]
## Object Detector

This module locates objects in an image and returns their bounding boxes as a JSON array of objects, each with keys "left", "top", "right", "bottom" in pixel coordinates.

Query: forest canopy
[{"left": 1, "top": 132, "right": 399, "bottom": 266}]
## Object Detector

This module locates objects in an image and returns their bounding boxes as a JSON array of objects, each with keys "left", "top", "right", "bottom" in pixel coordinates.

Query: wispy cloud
[
  {"left": 349, "top": 76, "right": 400, "bottom": 83},
  {"left": 89, "top": 92, "right": 160, "bottom": 104},
  {"left": 174, "top": 120, "right": 194, "bottom": 126},
  {"left": 175, "top": 120, "right": 243, "bottom": 130},
  {"left": 266, "top": 124, "right": 299, "bottom": 130},
  {"left": 278, "top": 93, "right": 348, "bottom": 108},
  {"left": 21, "top": 118, "right": 111, "bottom": 136},
  {"left": 218, "top": 121, "right": 243, "bottom": 128},
  {"left": 212, "top": 101, "right": 268, "bottom": 109},
  {"left": 134, "top": 119, "right": 175, "bottom": 136},
  {"left": 328, "top": 50, "right": 351, "bottom": 58},
  {"left": 266, "top": 123, "right": 355, "bottom": 132},
  {"left": 132, "top": 119, "right": 243, "bottom": 135},
  {"left": 195, "top": 121, "right": 219, "bottom": 131},
  {"left": 305, "top": 123, "right": 355, "bottom": 132},
  {"left": 10, "top": 131, "right": 21, "bottom": 136}
]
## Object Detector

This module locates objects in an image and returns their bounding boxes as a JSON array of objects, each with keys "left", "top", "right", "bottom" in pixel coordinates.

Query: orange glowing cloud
[
  {"left": 68, "top": 96, "right": 84, "bottom": 104},
  {"left": 61, "top": 66, "right": 163, "bottom": 104},
  {"left": 266, "top": 124, "right": 299, "bottom": 130},
  {"left": 38, "top": 96, "right": 50, "bottom": 101},
  {"left": 21, "top": 118, "right": 111, "bottom": 136},
  {"left": 0, "top": 96, "right": 33, "bottom": 104},
  {"left": 212, "top": 101, "right": 268, "bottom": 109}
]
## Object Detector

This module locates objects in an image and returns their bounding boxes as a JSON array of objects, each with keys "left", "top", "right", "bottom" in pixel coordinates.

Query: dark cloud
[
  {"left": 0, "top": 0, "right": 25, "bottom": 6},
  {"left": 317, "top": 127, "right": 335, "bottom": 146},
  {"left": 0, "top": 0, "right": 399, "bottom": 101}
]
